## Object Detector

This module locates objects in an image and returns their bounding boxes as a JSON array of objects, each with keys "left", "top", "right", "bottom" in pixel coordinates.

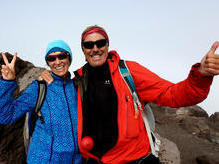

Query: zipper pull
[
  {"left": 134, "top": 111, "right": 139, "bottom": 119},
  {"left": 133, "top": 102, "right": 139, "bottom": 119}
]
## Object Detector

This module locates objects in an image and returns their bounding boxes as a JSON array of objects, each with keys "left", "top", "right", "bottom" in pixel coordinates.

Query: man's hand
[
  {"left": 1, "top": 52, "right": 17, "bottom": 80},
  {"left": 199, "top": 41, "right": 219, "bottom": 76},
  {"left": 38, "top": 70, "right": 53, "bottom": 84}
]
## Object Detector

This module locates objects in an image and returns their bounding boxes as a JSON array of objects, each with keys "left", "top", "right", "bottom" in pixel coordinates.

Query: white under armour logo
[{"left": 104, "top": 80, "right": 110, "bottom": 85}]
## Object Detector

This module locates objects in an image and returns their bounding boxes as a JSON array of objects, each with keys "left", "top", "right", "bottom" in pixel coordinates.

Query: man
[
  {"left": 42, "top": 25, "right": 219, "bottom": 164},
  {"left": 0, "top": 40, "right": 82, "bottom": 163}
]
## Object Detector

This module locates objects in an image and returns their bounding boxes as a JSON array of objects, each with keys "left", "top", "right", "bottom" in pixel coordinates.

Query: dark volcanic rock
[
  {"left": 196, "top": 155, "right": 219, "bottom": 164},
  {"left": 151, "top": 103, "right": 219, "bottom": 164},
  {"left": 209, "top": 112, "right": 219, "bottom": 131},
  {"left": 180, "top": 106, "right": 209, "bottom": 118}
]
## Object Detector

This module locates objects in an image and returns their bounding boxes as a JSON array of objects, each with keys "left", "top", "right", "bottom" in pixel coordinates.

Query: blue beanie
[{"left": 45, "top": 40, "right": 72, "bottom": 64}]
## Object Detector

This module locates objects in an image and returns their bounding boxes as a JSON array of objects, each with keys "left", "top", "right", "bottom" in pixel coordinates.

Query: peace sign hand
[
  {"left": 1, "top": 52, "right": 17, "bottom": 80},
  {"left": 199, "top": 41, "right": 219, "bottom": 76}
]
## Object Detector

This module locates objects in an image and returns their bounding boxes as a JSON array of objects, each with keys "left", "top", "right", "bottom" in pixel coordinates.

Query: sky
[{"left": 0, "top": 0, "right": 218, "bottom": 115}]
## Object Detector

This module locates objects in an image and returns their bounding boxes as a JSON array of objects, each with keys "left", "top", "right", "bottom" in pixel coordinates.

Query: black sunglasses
[
  {"left": 46, "top": 52, "right": 69, "bottom": 62},
  {"left": 83, "top": 39, "right": 107, "bottom": 49}
]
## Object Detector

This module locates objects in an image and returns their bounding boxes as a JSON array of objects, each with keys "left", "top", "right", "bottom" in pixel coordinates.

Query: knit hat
[
  {"left": 81, "top": 25, "right": 109, "bottom": 48},
  {"left": 45, "top": 40, "right": 72, "bottom": 64}
]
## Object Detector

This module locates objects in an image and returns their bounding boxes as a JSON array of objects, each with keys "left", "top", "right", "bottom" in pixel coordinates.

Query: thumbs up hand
[{"left": 199, "top": 41, "right": 219, "bottom": 76}]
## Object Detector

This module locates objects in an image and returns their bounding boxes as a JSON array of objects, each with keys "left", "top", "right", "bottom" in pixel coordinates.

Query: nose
[
  {"left": 54, "top": 57, "right": 61, "bottom": 64},
  {"left": 92, "top": 45, "right": 98, "bottom": 52}
]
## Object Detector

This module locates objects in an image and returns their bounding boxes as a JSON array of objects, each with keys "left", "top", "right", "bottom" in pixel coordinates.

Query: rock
[
  {"left": 151, "top": 103, "right": 219, "bottom": 164},
  {"left": 209, "top": 131, "right": 219, "bottom": 144},
  {"left": 177, "top": 106, "right": 209, "bottom": 118},
  {"left": 209, "top": 112, "right": 219, "bottom": 131},
  {"left": 180, "top": 117, "right": 210, "bottom": 138},
  {"left": 176, "top": 108, "right": 189, "bottom": 116},
  {"left": 196, "top": 155, "right": 219, "bottom": 164},
  {"left": 0, "top": 52, "right": 45, "bottom": 164},
  {"left": 157, "top": 134, "right": 181, "bottom": 164}
]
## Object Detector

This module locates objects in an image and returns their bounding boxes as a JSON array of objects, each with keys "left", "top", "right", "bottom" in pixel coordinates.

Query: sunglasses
[
  {"left": 83, "top": 39, "right": 107, "bottom": 49},
  {"left": 46, "top": 52, "right": 69, "bottom": 62}
]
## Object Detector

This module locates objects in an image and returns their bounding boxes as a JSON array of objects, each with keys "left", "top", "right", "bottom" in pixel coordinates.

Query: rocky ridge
[{"left": 0, "top": 53, "right": 218, "bottom": 164}]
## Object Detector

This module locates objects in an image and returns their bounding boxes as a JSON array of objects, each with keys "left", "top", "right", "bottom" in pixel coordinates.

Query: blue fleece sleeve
[{"left": 0, "top": 79, "right": 38, "bottom": 124}]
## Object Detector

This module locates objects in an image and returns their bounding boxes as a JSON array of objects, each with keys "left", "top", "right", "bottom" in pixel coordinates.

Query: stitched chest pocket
[{"left": 124, "top": 95, "right": 141, "bottom": 138}]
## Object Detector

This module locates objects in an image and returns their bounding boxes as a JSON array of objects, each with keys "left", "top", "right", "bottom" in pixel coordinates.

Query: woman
[{"left": 0, "top": 40, "right": 82, "bottom": 163}]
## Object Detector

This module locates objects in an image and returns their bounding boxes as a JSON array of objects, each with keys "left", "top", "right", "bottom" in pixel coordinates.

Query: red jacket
[{"left": 74, "top": 50, "right": 213, "bottom": 164}]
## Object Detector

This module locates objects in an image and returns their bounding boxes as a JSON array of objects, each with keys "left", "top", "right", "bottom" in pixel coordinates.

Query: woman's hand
[{"left": 1, "top": 52, "right": 17, "bottom": 80}]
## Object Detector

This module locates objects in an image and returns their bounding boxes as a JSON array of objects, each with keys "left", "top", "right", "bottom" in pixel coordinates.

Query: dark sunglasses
[
  {"left": 83, "top": 39, "right": 107, "bottom": 49},
  {"left": 46, "top": 52, "right": 69, "bottom": 62}
]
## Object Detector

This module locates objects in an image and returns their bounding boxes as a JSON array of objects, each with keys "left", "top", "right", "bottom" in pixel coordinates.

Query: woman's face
[{"left": 46, "top": 51, "right": 70, "bottom": 78}]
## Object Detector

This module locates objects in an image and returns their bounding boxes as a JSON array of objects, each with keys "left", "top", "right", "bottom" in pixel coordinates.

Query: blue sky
[{"left": 1, "top": 0, "right": 218, "bottom": 115}]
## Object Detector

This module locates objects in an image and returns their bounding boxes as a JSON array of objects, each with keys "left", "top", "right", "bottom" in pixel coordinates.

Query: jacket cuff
[
  {"left": 189, "top": 63, "right": 213, "bottom": 88},
  {"left": 0, "top": 78, "right": 16, "bottom": 85}
]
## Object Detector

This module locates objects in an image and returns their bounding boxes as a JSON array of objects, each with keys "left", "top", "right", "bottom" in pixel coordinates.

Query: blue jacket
[{"left": 0, "top": 73, "right": 82, "bottom": 164}]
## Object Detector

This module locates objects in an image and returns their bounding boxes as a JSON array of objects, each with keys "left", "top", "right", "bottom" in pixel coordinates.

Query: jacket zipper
[
  {"left": 49, "top": 134, "right": 54, "bottom": 161},
  {"left": 63, "top": 80, "right": 76, "bottom": 153}
]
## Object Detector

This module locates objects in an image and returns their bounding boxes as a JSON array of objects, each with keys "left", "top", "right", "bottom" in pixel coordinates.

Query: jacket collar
[
  {"left": 51, "top": 72, "right": 71, "bottom": 83},
  {"left": 107, "top": 50, "right": 120, "bottom": 73}
]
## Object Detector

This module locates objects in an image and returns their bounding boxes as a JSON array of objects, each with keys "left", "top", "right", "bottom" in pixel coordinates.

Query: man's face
[
  {"left": 46, "top": 51, "right": 70, "bottom": 78},
  {"left": 82, "top": 33, "right": 109, "bottom": 67}
]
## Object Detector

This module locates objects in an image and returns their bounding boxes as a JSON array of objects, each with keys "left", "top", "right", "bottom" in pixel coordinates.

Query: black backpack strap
[
  {"left": 30, "top": 80, "right": 47, "bottom": 136},
  {"left": 35, "top": 80, "right": 47, "bottom": 124}
]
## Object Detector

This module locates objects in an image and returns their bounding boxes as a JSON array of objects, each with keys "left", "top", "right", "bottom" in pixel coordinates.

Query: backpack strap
[
  {"left": 30, "top": 80, "right": 47, "bottom": 136},
  {"left": 118, "top": 60, "right": 142, "bottom": 118},
  {"left": 23, "top": 80, "right": 47, "bottom": 155},
  {"left": 34, "top": 80, "right": 47, "bottom": 124},
  {"left": 118, "top": 60, "right": 136, "bottom": 93},
  {"left": 118, "top": 60, "right": 159, "bottom": 157}
]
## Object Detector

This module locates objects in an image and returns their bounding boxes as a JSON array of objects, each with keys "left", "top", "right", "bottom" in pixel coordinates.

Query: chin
[
  {"left": 89, "top": 59, "right": 106, "bottom": 67},
  {"left": 90, "top": 63, "right": 103, "bottom": 67}
]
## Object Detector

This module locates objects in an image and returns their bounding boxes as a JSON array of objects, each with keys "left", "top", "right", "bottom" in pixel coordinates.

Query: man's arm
[{"left": 127, "top": 42, "right": 219, "bottom": 108}]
